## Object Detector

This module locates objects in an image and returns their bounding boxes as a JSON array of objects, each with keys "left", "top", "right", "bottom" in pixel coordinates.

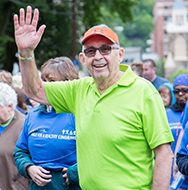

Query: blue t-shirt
[
  {"left": 16, "top": 105, "right": 77, "bottom": 170},
  {"left": 177, "top": 126, "right": 188, "bottom": 187},
  {"left": 0, "top": 125, "right": 8, "bottom": 134},
  {"left": 152, "top": 76, "right": 170, "bottom": 90},
  {"left": 166, "top": 108, "right": 182, "bottom": 154},
  {"left": 166, "top": 108, "right": 185, "bottom": 186},
  {"left": 178, "top": 126, "right": 188, "bottom": 156},
  {"left": 167, "top": 104, "right": 188, "bottom": 188},
  {"left": 180, "top": 101, "right": 188, "bottom": 129},
  {"left": 0, "top": 117, "right": 14, "bottom": 134}
]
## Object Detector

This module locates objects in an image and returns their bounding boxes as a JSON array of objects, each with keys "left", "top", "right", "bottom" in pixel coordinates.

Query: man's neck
[
  {"left": 150, "top": 75, "right": 157, "bottom": 83},
  {"left": 95, "top": 71, "right": 124, "bottom": 95}
]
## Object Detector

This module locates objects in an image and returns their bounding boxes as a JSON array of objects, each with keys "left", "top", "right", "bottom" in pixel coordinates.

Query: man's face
[
  {"left": 174, "top": 85, "right": 188, "bottom": 109},
  {"left": 79, "top": 36, "right": 124, "bottom": 84},
  {"left": 143, "top": 61, "right": 156, "bottom": 82}
]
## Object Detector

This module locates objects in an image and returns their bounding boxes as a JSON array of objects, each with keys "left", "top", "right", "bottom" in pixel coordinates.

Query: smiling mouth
[{"left": 93, "top": 64, "right": 107, "bottom": 68}]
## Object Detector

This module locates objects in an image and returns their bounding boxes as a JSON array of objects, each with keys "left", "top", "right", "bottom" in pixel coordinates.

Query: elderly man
[{"left": 14, "top": 6, "right": 174, "bottom": 190}]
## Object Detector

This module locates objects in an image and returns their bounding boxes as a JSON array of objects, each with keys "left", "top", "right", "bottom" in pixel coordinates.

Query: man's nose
[{"left": 94, "top": 49, "right": 103, "bottom": 59}]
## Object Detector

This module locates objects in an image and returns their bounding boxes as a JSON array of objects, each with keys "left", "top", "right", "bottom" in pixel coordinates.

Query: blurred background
[{"left": 1, "top": 0, "right": 188, "bottom": 81}]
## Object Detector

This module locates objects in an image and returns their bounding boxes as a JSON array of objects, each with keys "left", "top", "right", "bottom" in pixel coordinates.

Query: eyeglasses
[
  {"left": 83, "top": 45, "right": 119, "bottom": 57},
  {"left": 173, "top": 88, "right": 188, "bottom": 94}
]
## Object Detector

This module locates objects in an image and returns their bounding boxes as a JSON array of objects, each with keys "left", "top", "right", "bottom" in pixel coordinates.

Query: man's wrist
[
  {"left": 18, "top": 49, "right": 34, "bottom": 58},
  {"left": 18, "top": 53, "right": 34, "bottom": 61}
]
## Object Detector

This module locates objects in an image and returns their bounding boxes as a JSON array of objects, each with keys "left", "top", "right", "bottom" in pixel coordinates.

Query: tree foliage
[
  {"left": 0, "top": 0, "right": 138, "bottom": 72},
  {"left": 80, "top": 0, "right": 137, "bottom": 28},
  {"left": 99, "top": 0, "right": 155, "bottom": 49},
  {"left": 170, "top": 69, "right": 188, "bottom": 83},
  {"left": 123, "top": 0, "right": 155, "bottom": 49}
]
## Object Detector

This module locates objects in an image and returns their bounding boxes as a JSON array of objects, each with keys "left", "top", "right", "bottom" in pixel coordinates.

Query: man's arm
[
  {"left": 176, "top": 153, "right": 188, "bottom": 176},
  {"left": 173, "top": 128, "right": 184, "bottom": 178},
  {"left": 152, "top": 143, "right": 173, "bottom": 190},
  {"left": 14, "top": 6, "right": 49, "bottom": 105}
]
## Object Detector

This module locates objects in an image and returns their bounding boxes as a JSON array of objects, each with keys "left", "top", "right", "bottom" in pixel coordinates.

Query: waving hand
[
  {"left": 13, "top": 6, "right": 50, "bottom": 106},
  {"left": 14, "top": 6, "right": 46, "bottom": 54}
]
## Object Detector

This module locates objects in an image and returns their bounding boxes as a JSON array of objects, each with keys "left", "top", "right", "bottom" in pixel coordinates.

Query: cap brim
[{"left": 82, "top": 33, "right": 116, "bottom": 44}]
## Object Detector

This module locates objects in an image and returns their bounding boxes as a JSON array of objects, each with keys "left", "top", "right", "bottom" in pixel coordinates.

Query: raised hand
[{"left": 14, "top": 6, "right": 46, "bottom": 55}]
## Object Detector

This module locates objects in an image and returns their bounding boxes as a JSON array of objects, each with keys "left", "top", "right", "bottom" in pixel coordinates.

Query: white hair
[{"left": 0, "top": 82, "right": 17, "bottom": 110}]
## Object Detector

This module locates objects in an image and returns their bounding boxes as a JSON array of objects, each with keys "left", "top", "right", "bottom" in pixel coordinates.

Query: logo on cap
[{"left": 82, "top": 26, "right": 119, "bottom": 45}]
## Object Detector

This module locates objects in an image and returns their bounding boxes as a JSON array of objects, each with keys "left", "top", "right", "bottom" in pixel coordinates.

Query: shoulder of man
[{"left": 156, "top": 75, "right": 170, "bottom": 82}]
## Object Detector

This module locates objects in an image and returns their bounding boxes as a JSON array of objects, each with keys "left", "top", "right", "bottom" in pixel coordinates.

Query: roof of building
[{"left": 173, "top": 0, "right": 186, "bottom": 9}]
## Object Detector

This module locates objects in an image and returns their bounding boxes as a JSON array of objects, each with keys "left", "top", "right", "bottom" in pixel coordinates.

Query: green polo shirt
[{"left": 44, "top": 64, "right": 174, "bottom": 190}]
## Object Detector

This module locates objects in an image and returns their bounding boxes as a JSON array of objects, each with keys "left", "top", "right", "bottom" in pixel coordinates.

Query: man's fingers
[
  {"left": 26, "top": 6, "right": 32, "bottom": 25},
  {"left": 37, "top": 25, "right": 46, "bottom": 39},
  {"left": 14, "top": 14, "right": 19, "bottom": 31},
  {"left": 19, "top": 8, "right": 25, "bottom": 26},
  {"left": 31, "top": 8, "right": 39, "bottom": 29}
]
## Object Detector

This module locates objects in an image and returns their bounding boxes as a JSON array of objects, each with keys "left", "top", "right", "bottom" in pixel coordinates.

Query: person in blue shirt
[
  {"left": 165, "top": 74, "right": 188, "bottom": 189},
  {"left": 176, "top": 124, "right": 188, "bottom": 190},
  {"left": 14, "top": 57, "right": 81, "bottom": 190}
]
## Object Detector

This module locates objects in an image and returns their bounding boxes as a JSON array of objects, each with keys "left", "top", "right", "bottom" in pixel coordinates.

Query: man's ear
[
  {"left": 79, "top": 53, "right": 87, "bottom": 68},
  {"left": 8, "top": 104, "right": 13, "bottom": 111},
  {"left": 118, "top": 48, "right": 124, "bottom": 63}
]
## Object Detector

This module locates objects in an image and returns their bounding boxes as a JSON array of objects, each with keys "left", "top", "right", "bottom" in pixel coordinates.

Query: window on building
[
  {"left": 174, "top": 36, "right": 187, "bottom": 61},
  {"left": 164, "top": 16, "right": 168, "bottom": 21},
  {"left": 176, "top": 15, "right": 184, "bottom": 26}
]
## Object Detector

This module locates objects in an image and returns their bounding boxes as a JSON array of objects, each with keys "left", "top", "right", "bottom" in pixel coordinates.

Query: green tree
[
  {"left": 96, "top": 0, "right": 155, "bottom": 49},
  {"left": 170, "top": 69, "right": 188, "bottom": 83},
  {"left": 123, "top": 0, "right": 155, "bottom": 49},
  {"left": 0, "top": 0, "right": 138, "bottom": 72}
]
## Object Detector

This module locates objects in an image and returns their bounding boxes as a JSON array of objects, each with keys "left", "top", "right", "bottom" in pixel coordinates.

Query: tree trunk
[{"left": 3, "top": 41, "right": 17, "bottom": 73}]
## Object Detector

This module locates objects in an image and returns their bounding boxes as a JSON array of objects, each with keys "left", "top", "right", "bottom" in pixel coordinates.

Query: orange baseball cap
[{"left": 81, "top": 25, "right": 120, "bottom": 45}]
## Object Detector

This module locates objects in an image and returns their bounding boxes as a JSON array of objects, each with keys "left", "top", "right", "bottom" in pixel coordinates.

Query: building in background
[
  {"left": 121, "top": 47, "right": 142, "bottom": 65},
  {"left": 151, "top": 0, "right": 188, "bottom": 78}
]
